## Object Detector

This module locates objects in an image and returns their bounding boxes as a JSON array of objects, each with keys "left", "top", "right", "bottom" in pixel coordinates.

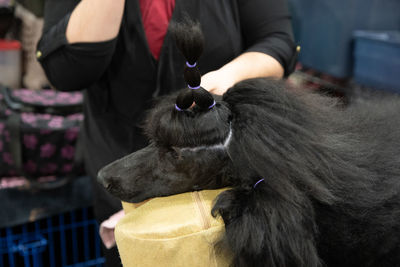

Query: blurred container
[
  {"left": 353, "top": 30, "right": 400, "bottom": 93},
  {"left": 0, "top": 39, "right": 21, "bottom": 88},
  {"left": 288, "top": 0, "right": 400, "bottom": 78},
  {"left": 0, "top": 5, "right": 14, "bottom": 38},
  {"left": 0, "top": 207, "right": 105, "bottom": 267}
]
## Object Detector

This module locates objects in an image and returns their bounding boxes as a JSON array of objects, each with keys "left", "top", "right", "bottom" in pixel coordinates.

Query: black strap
[
  {"left": 6, "top": 112, "right": 23, "bottom": 174},
  {"left": 1, "top": 86, "right": 22, "bottom": 111},
  {"left": 1, "top": 85, "right": 82, "bottom": 115}
]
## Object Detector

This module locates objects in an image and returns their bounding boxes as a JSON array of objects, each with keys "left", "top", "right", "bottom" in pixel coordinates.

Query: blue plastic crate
[
  {"left": 0, "top": 207, "right": 105, "bottom": 267},
  {"left": 353, "top": 30, "right": 400, "bottom": 93},
  {"left": 288, "top": 0, "right": 400, "bottom": 78}
]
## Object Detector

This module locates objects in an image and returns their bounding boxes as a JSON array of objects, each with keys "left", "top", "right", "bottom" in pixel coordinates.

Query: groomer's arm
[
  {"left": 201, "top": 0, "right": 296, "bottom": 95},
  {"left": 201, "top": 52, "right": 284, "bottom": 95},
  {"left": 37, "top": 0, "right": 125, "bottom": 91},
  {"left": 66, "top": 0, "right": 125, "bottom": 43}
]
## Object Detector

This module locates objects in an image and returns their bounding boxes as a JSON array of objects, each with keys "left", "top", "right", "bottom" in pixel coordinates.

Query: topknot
[{"left": 171, "top": 18, "right": 215, "bottom": 110}]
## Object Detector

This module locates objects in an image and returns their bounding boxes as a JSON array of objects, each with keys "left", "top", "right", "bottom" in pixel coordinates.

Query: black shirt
[{"left": 38, "top": 0, "right": 296, "bottom": 178}]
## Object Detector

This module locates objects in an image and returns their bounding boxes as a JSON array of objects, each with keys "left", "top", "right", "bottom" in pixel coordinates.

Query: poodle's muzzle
[{"left": 98, "top": 142, "right": 232, "bottom": 203}]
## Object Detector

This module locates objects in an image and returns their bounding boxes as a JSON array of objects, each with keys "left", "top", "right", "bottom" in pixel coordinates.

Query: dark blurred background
[
  {"left": 288, "top": 0, "right": 400, "bottom": 97},
  {"left": 0, "top": 0, "right": 399, "bottom": 266}
]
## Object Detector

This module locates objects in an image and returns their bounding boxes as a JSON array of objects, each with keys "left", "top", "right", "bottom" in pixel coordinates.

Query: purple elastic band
[
  {"left": 253, "top": 179, "right": 265, "bottom": 189},
  {"left": 175, "top": 104, "right": 183, "bottom": 111},
  {"left": 188, "top": 85, "right": 201, "bottom": 90},
  {"left": 208, "top": 100, "right": 216, "bottom": 109},
  {"left": 186, "top": 61, "right": 197, "bottom": 68}
]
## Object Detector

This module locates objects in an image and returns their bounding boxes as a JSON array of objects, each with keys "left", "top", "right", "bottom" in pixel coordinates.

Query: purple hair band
[
  {"left": 208, "top": 100, "right": 216, "bottom": 109},
  {"left": 186, "top": 61, "right": 197, "bottom": 68},
  {"left": 188, "top": 85, "right": 201, "bottom": 90},
  {"left": 175, "top": 104, "right": 183, "bottom": 111},
  {"left": 253, "top": 179, "right": 265, "bottom": 189}
]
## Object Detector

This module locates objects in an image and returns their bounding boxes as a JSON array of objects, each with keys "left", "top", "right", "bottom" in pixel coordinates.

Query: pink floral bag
[{"left": 0, "top": 86, "right": 84, "bottom": 179}]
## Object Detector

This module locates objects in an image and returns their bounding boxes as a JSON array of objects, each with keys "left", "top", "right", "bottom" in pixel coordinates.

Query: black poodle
[{"left": 98, "top": 21, "right": 400, "bottom": 267}]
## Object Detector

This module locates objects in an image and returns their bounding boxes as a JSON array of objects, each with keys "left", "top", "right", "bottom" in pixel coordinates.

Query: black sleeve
[
  {"left": 37, "top": 0, "right": 118, "bottom": 91},
  {"left": 238, "top": 0, "right": 297, "bottom": 76}
]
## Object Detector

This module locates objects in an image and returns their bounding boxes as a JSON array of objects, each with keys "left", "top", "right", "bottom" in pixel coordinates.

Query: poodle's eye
[{"left": 170, "top": 147, "right": 182, "bottom": 159}]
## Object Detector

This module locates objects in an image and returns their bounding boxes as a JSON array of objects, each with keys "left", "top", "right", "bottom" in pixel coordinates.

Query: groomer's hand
[{"left": 201, "top": 69, "right": 235, "bottom": 96}]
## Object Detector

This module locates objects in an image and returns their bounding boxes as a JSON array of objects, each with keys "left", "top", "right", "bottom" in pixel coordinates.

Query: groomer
[{"left": 37, "top": 0, "right": 296, "bottom": 265}]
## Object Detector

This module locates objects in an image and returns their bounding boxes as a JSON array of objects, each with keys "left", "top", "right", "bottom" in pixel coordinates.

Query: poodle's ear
[
  {"left": 212, "top": 186, "right": 322, "bottom": 267},
  {"left": 213, "top": 79, "right": 324, "bottom": 267}
]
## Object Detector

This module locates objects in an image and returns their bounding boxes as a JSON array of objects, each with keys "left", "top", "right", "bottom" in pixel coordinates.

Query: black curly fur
[
  {"left": 98, "top": 21, "right": 400, "bottom": 267},
  {"left": 98, "top": 77, "right": 400, "bottom": 267}
]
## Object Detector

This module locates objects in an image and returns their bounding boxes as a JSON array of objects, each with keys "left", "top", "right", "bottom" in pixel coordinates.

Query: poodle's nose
[{"left": 97, "top": 169, "right": 110, "bottom": 189}]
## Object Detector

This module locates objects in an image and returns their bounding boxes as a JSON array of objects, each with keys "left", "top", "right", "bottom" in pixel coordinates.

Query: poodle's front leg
[{"left": 212, "top": 187, "right": 322, "bottom": 267}]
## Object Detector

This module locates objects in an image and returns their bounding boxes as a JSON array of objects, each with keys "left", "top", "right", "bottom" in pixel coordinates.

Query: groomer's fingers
[{"left": 201, "top": 70, "right": 234, "bottom": 95}]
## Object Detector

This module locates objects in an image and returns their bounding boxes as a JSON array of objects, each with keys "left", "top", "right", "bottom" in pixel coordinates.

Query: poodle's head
[
  {"left": 97, "top": 77, "right": 331, "bottom": 204},
  {"left": 97, "top": 92, "right": 235, "bottom": 203},
  {"left": 97, "top": 19, "right": 337, "bottom": 206}
]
